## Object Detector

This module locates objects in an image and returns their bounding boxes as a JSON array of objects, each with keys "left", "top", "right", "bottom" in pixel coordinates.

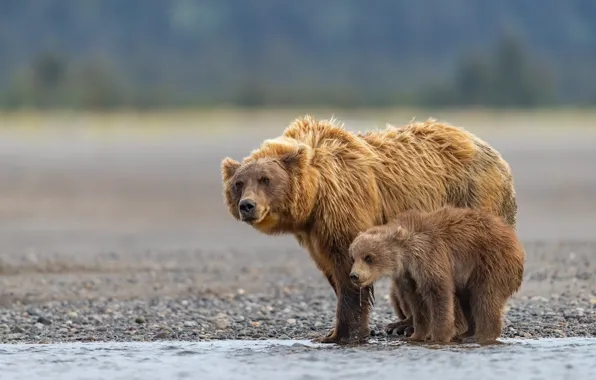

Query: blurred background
[
  {"left": 1, "top": 0, "right": 596, "bottom": 302},
  {"left": 1, "top": 0, "right": 596, "bottom": 109}
]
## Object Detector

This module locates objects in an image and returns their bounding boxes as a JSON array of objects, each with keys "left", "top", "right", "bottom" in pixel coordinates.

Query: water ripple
[{"left": 0, "top": 338, "right": 594, "bottom": 380}]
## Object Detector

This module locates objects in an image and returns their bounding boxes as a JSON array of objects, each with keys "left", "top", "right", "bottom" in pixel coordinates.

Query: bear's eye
[
  {"left": 234, "top": 180, "right": 244, "bottom": 189},
  {"left": 259, "top": 177, "right": 270, "bottom": 185},
  {"left": 364, "top": 255, "right": 373, "bottom": 264}
]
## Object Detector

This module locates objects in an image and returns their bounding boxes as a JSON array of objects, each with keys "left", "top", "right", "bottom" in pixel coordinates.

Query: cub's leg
[
  {"left": 470, "top": 289, "right": 506, "bottom": 344},
  {"left": 385, "top": 277, "right": 414, "bottom": 336},
  {"left": 403, "top": 288, "right": 430, "bottom": 342},
  {"left": 453, "top": 295, "right": 469, "bottom": 340},
  {"left": 422, "top": 279, "right": 457, "bottom": 343},
  {"left": 453, "top": 288, "right": 476, "bottom": 342}
]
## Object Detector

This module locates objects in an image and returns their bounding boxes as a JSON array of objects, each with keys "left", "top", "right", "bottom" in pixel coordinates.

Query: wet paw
[
  {"left": 312, "top": 334, "right": 339, "bottom": 344},
  {"left": 312, "top": 326, "right": 370, "bottom": 345},
  {"left": 312, "top": 328, "right": 336, "bottom": 343},
  {"left": 456, "top": 336, "right": 477, "bottom": 344},
  {"left": 408, "top": 332, "right": 428, "bottom": 342},
  {"left": 385, "top": 320, "right": 413, "bottom": 336}
]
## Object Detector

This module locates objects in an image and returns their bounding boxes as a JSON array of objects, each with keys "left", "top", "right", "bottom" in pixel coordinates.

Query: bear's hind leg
[
  {"left": 453, "top": 294, "right": 469, "bottom": 340},
  {"left": 470, "top": 290, "right": 505, "bottom": 344}
]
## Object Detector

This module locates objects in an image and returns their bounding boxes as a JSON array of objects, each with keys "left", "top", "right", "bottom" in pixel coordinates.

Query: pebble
[
  {"left": 286, "top": 318, "right": 297, "bottom": 325},
  {"left": 184, "top": 321, "right": 198, "bottom": 327},
  {"left": 134, "top": 317, "right": 146, "bottom": 324},
  {"left": 214, "top": 313, "right": 229, "bottom": 330},
  {"left": 153, "top": 331, "right": 171, "bottom": 339},
  {"left": 37, "top": 316, "right": 52, "bottom": 325}
]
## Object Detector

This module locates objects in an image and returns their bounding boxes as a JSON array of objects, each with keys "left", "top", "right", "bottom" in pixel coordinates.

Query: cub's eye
[
  {"left": 234, "top": 180, "right": 244, "bottom": 189},
  {"left": 364, "top": 255, "right": 373, "bottom": 264},
  {"left": 259, "top": 177, "right": 270, "bottom": 185}
]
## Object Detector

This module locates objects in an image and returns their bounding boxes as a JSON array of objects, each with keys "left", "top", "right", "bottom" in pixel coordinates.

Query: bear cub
[{"left": 348, "top": 206, "right": 525, "bottom": 344}]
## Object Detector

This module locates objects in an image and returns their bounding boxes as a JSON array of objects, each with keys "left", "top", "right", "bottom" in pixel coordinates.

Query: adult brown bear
[{"left": 221, "top": 115, "right": 517, "bottom": 344}]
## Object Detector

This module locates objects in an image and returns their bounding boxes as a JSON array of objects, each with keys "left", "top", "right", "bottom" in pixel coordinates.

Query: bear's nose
[
  {"left": 349, "top": 272, "right": 359, "bottom": 282},
  {"left": 239, "top": 199, "right": 256, "bottom": 214}
]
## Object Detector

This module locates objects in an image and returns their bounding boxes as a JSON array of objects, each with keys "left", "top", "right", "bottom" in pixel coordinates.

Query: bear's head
[
  {"left": 348, "top": 224, "right": 409, "bottom": 288},
  {"left": 221, "top": 137, "right": 318, "bottom": 235}
]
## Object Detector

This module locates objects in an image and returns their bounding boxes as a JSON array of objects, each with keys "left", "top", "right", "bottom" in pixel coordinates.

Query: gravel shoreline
[
  {"left": 1, "top": 126, "right": 595, "bottom": 345},
  {"left": 1, "top": 290, "right": 595, "bottom": 345},
  {"left": 0, "top": 113, "right": 596, "bottom": 343},
  {"left": 1, "top": 241, "right": 595, "bottom": 345}
]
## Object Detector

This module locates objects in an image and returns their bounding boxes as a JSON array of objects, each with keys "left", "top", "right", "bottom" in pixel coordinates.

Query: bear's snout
[
  {"left": 238, "top": 198, "right": 257, "bottom": 219},
  {"left": 349, "top": 272, "right": 360, "bottom": 283}
]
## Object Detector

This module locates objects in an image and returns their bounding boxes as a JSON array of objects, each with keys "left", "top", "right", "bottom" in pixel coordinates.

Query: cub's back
[{"left": 426, "top": 207, "right": 524, "bottom": 279}]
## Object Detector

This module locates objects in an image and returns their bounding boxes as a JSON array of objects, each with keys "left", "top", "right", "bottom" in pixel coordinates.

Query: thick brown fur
[
  {"left": 221, "top": 115, "right": 517, "bottom": 344},
  {"left": 385, "top": 277, "right": 469, "bottom": 339},
  {"left": 349, "top": 206, "right": 525, "bottom": 344}
]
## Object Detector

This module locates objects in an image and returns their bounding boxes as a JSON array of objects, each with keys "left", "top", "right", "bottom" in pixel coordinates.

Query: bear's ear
[
  {"left": 280, "top": 145, "right": 310, "bottom": 169},
  {"left": 393, "top": 225, "right": 409, "bottom": 239},
  {"left": 221, "top": 157, "right": 241, "bottom": 181}
]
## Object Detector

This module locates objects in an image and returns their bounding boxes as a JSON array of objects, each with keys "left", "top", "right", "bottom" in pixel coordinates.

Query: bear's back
[{"left": 421, "top": 207, "right": 524, "bottom": 282}]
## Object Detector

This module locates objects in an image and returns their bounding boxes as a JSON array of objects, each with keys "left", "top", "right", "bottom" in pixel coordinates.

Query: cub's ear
[
  {"left": 221, "top": 157, "right": 241, "bottom": 181},
  {"left": 393, "top": 225, "right": 409, "bottom": 238},
  {"left": 280, "top": 144, "right": 311, "bottom": 169}
]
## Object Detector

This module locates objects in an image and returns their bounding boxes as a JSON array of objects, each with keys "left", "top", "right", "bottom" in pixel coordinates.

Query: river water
[{"left": 1, "top": 337, "right": 595, "bottom": 380}]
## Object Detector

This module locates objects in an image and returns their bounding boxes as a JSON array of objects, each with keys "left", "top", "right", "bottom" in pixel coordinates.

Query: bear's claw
[
  {"left": 311, "top": 327, "right": 370, "bottom": 345},
  {"left": 385, "top": 321, "right": 414, "bottom": 337}
]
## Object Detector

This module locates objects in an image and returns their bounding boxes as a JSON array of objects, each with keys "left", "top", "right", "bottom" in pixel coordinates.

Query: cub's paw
[
  {"left": 403, "top": 326, "right": 414, "bottom": 337},
  {"left": 385, "top": 320, "right": 413, "bottom": 336}
]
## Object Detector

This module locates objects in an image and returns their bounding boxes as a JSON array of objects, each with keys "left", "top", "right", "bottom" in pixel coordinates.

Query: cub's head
[
  {"left": 348, "top": 225, "right": 408, "bottom": 288},
  {"left": 221, "top": 138, "right": 317, "bottom": 235}
]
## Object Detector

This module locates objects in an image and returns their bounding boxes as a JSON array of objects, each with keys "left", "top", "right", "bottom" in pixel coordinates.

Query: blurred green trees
[
  {"left": 0, "top": 0, "right": 593, "bottom": 109},
  {"left": 423, "top": 35, "right": 556, "bottom": 108}
]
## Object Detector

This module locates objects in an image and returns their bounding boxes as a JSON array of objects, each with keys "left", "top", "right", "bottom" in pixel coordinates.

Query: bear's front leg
[
  {"left": 325, "top": 273, "right": 338, "bottom": 296},
  {"left": 386, "top": 276, "right": 415, "bottom": 336},
  {"left": 315, "top": 274, "right": 339, "bottom": 340},
  {"left": 315, "top": 278, "right": 372, "bottom": 344}
]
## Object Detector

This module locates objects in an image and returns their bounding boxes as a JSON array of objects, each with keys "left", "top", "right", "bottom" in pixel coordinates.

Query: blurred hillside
[{"left": 1, "top": 0, "right": 595, "bottom": 109}]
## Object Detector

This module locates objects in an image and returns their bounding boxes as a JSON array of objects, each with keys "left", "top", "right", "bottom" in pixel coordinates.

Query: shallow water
[{"left": 1, "top": 338, "right": 595, "bottom": 380}]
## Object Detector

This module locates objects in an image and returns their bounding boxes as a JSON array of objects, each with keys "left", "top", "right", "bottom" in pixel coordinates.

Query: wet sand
[{"left": 0, "top": 111, "right": 595, "bottom": 344}]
